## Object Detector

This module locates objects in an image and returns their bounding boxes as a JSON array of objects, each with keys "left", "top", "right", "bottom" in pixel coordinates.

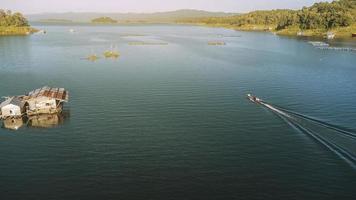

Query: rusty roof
[{"left": 27, "top": 86, "right": 69, "bottom": 102}]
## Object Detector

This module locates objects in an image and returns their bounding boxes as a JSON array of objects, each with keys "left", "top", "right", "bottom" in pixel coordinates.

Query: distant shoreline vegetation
[
  {"left": 177, "top": 0, "right": 356, "bottom": 39},
  {"left": 0, "top": 9, "right": 37, "bottom": 36},
  {"left": 39, "top": 19, "right": 73, "bottom": 23},
  {"left": 91, "top": 17, "right": 117, "bottom": 24}
]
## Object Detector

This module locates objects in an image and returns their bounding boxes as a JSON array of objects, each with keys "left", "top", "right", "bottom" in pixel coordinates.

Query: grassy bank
[
  {"left": 276, "top": 24, "right": 356, "bottom": 39},
  {"left": 0, "top": 26, "right": 38, "bottom": 36},
  {"left": 180, "top": 22, "right": 356, "bottom": 39}
]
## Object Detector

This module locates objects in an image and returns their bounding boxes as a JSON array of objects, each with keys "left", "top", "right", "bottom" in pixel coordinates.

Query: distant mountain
[{"left": 26, "top": 9, "right": 236, "bottom": 23}]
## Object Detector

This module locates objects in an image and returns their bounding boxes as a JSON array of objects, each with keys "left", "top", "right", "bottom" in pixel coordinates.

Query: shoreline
[
  {"left": 0, "top": 26, "right": 38, "bottom": 36},
  {"left": 177, "top": 22, "right": 356, "bottom": 40},
  {"left": 4, "top": 22, "right": 355, "bottom": 40}
]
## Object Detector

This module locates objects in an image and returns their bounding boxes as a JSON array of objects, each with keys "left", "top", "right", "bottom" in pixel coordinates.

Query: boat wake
[
  {"left": 252, "top": 98, "right": 356, "bottom": 170},
  {"left": 271, "top": 104, "right": 356, "bottom": 140}
]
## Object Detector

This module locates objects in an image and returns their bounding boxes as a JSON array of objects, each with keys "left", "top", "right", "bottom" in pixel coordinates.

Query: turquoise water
[{"left": 0, "top": 24, "right": 356, "bottom": 199}]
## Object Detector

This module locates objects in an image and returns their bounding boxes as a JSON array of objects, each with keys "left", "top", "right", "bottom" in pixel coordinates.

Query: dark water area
[{"left": 0, "top": 24, "right": 355, "bottom": 199}]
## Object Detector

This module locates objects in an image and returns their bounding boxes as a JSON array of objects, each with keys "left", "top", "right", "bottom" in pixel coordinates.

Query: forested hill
[
  {"left": 27, "top": 9, "right": 235, "bottom": 23},
  {"left": 178, "top": 0, "right": 356, "bottom": 38},
  {"left": 0, "top": 9, "right": 37, "bottom": 36},
  {"left": 91, "top": 17, "right": 117, "bottom": 24},
  {"left": 0, "top": 9, "right": 29, "bottom": 27}
]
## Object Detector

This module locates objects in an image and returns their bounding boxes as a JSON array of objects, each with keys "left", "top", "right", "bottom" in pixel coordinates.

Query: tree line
[
  {"left": 179, "top": 0, "right": 356, "bottom": 31},
  {"left": 0, "top": 9, "right": 29, "bottom": 27},
  {"left": 91, "top": 17, "right": 117, "bottom": 24}
]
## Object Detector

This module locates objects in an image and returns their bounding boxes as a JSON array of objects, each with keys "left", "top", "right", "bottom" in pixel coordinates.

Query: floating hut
[
  {"left": 326, "top": 32, "right": 335, "bottom": 39},
  {"left": 297, "top": 31, "right": 304, "bottom": 36},
  {"left": 24, "top": 86, "right": 69, "bottom": 116},
  {"left": 0, "top": 96, "right": 25, "bottom": 119}
]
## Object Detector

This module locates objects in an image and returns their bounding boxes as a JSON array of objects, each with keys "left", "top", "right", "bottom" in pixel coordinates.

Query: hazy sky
[{"left": 2, "top": 0, "right": 329, "bottom": 14}]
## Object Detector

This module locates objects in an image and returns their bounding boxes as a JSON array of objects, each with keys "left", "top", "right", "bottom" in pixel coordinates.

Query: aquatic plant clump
[
  {"left": 128, "top": 41, "right": 169, "bottom": 45},
  {"left": 103, "top": 51, "right": 120, "bottom": 58},
  {"left": 208, "top": 41, "right": 226, "bottom": 45},
  {"left": 86, "top": 54, "right": 100, "bottom": 61}
]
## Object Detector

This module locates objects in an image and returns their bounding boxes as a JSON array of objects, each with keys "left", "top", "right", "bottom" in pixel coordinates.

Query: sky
[{"left": 1, "top": 0, "right": 330, "bottom": 14}]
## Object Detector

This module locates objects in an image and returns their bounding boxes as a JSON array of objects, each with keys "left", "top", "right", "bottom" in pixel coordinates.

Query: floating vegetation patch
[
  {"left": 208, "top": 41, "right": 226, "bottom": 45},
  {"left": 128, "top": 41, "right": 169, "bottom": 46},
  {"left": 104, "top": 45, "right": 120, "bottom": 59},
  {"left": 216, "top": 34, "right": 241, "bottom": 38},
  {"left": 90, "top": 38, "right": 108, "bottom": 42},
  {"left": 121, "top": 34, "right": 147, "bottom": 37},
  {"left": 86, "top": 54, "right": 100, "bottom": 61},
  {"left": 104, "top": 51, "right": 120, "bottom": 58}
]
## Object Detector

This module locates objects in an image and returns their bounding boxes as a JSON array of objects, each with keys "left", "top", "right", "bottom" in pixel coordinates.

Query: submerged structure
[{"left": 28, "top": 113, "right": 65, "bottom": 128}]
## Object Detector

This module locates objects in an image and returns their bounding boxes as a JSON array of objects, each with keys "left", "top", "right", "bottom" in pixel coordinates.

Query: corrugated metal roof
[
  {"left": 27, "top": 86, "right": 69, "bottom": 102},
  {"left": 0, "top": 97, "right": 24, "bottom": 108}
]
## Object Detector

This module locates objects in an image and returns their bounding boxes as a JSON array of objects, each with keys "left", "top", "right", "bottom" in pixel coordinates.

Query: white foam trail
[
  {"left": 272, "top": 105, "right": 356, "bottom": 140},
  {"left": 261, "top": 102, "right": 292, "bottom": 118},
  {"left": 260, "top": 102, "right": 356, "bottom": 170}
]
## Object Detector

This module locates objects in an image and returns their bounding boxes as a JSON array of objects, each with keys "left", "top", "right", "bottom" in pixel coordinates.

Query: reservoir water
[{"left": 0, "top": 24, "right": 356, "bottom": 199}]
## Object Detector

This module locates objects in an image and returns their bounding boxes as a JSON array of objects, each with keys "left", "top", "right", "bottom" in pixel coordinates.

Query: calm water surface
[{"left": 0, "top": 24, "right": 356, "bottom": 199}]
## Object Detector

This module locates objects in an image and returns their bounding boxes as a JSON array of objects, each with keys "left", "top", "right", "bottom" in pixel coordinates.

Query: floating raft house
[
  {"left": 0, "top": 86, "right": 69, "bottom": 119},
  {"left": 25, "top": 86, "right": 69, "bottom": 116}
]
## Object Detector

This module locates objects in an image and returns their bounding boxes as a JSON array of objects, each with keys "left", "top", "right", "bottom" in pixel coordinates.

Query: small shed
[
  {"left": 326, "top": 32, "right": 335, "bottom": 39},
  {"left": 0, "top": 97, "right": 25, "bottom": 119},
  {"left": 297, "top": 31, "right": 304, "bottom": 36},
  {"left": 25, "top": 86, "right": 69, "bottom": 116}
]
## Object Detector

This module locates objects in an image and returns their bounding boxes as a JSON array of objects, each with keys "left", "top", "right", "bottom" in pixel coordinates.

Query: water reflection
[
  {"left": 1, "top": 111, "right": 70, "bottom": 131},
  {"left": 2, "top": 118, "right": 25, "bottom": 130}
]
